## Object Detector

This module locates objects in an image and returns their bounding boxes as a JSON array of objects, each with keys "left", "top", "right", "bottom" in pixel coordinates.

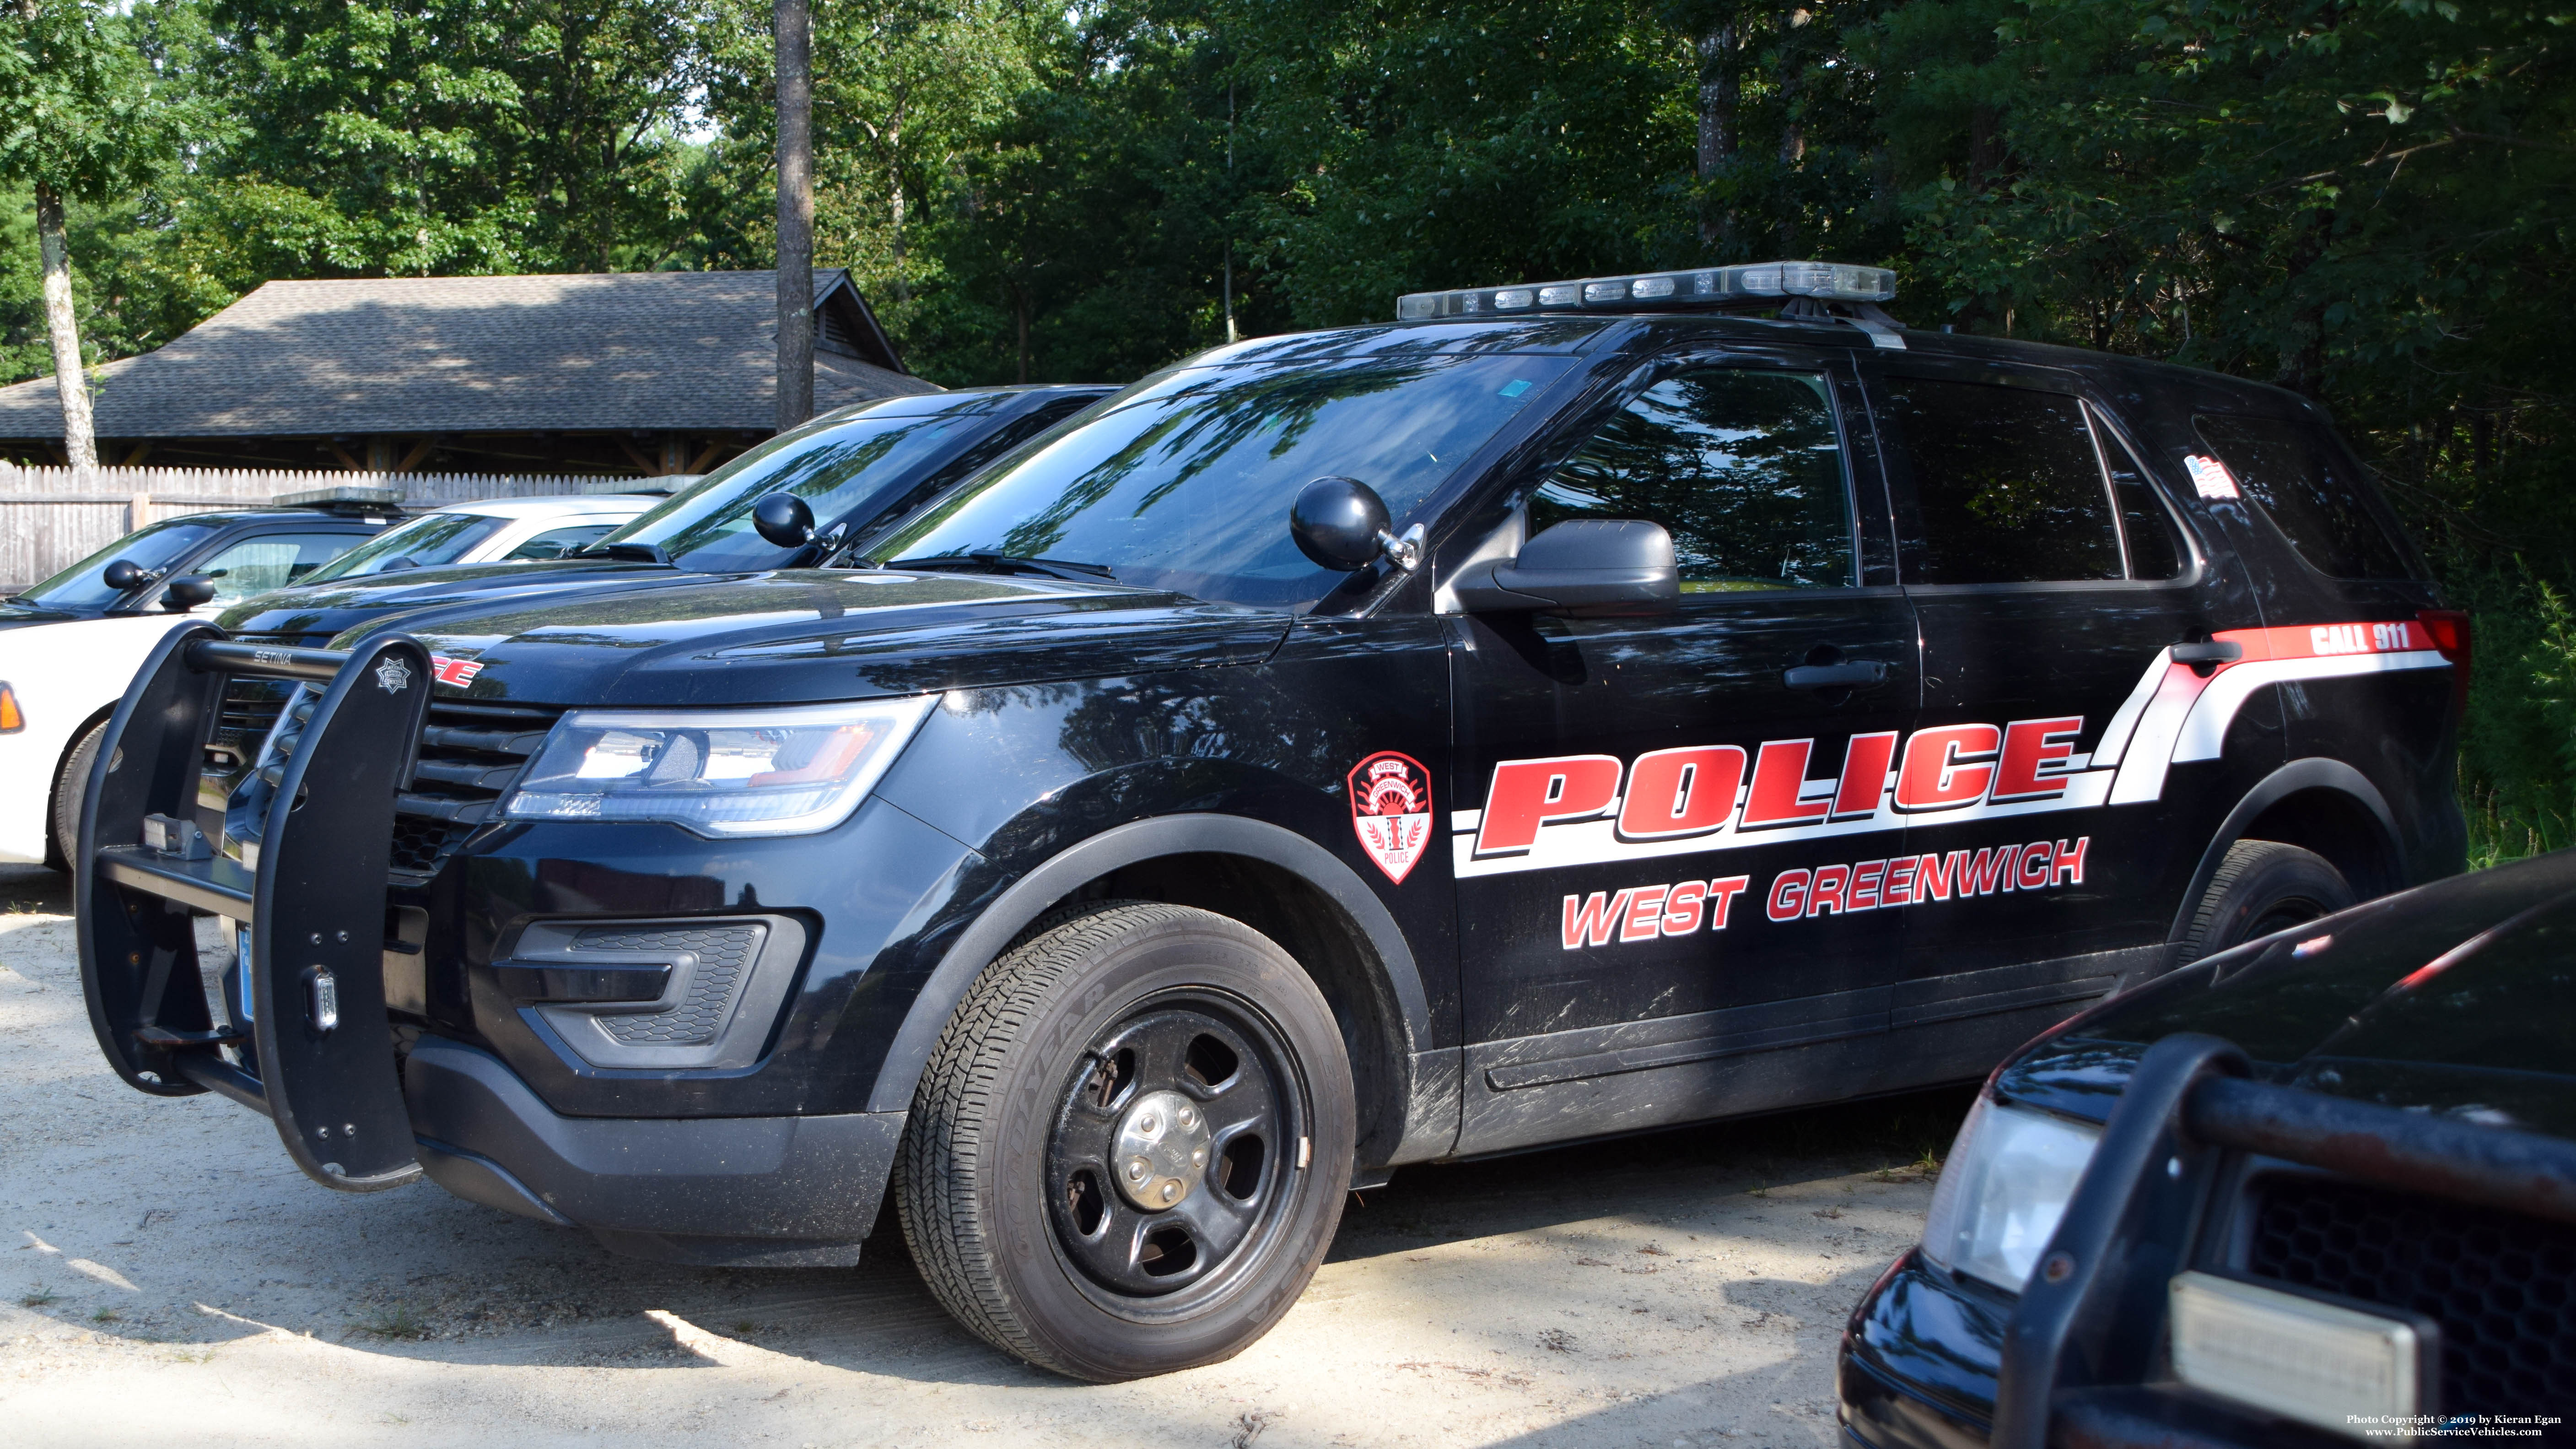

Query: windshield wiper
[
  {"left": 570, "top": 541, "right": 673, "bottom": 565},
  {"left": 890, "top": 551, "right": 1117, "bottom": 584}
]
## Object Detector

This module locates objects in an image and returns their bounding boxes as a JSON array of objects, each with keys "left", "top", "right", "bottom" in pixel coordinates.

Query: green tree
[{"left": 0, "top": 0, "right": 174, "bottom": 466}]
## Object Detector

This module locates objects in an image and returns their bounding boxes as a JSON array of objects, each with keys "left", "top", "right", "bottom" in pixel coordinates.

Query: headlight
[
  {"left": 1919, "top": 1094, "right": 2101, "bottom": 1292},
  {"left": 502, "top": 696, "right": 938, "bottom": 837}
]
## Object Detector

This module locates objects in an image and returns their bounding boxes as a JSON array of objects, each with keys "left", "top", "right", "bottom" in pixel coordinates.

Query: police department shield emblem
[
  {"left": 374, "top": 656, "right": 412, "bottom": 693},
  {"left": 1347, "top": 751, "right": 1432, "bottom": 885}
]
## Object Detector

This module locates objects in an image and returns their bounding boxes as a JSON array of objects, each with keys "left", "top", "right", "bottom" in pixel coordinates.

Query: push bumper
[{"left": 73, "top": 624, "right": 899, "bottom": 1266}]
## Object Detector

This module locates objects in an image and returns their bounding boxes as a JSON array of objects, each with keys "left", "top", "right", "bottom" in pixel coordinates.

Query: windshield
[
  {"left": 868, "top": 353, "right": 1573, "bottom": 607},
  {"left": 303, "top": 512, "right": 509, "bottom": 582},
  {"left": 18, "top": 517, "right": 222, "bottom": 611},
  {"left": 598, "top": 409, "right": 979, "bottom": 570}
]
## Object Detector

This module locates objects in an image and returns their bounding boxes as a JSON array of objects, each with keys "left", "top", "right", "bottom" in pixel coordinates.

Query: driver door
[{"left": 1448, "top": 347, "right": 1921, "bottom": 1155}]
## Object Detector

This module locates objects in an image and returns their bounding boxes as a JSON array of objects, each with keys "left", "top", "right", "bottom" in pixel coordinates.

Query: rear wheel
[
  {"left": 48, "top": 719, "right": 107, "bottom": 871},
  {"left": 896, "top": 901, "right": 1355, "bottom": 1381},
  {"left": 2176, "top": 840, "right": 2355, "bottom": 966}
]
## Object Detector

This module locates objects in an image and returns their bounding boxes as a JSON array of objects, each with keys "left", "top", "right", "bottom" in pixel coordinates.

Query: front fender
[{"left": 860, "top": 811, "right": 1435, "bottom": 1116}]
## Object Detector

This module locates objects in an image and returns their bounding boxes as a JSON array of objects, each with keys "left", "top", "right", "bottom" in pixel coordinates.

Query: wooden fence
[{"left": 0, "top": 466, "right": 687, "bottom": 591}]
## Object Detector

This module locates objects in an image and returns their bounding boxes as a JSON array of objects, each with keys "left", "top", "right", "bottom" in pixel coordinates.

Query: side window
[
  {"left": 1532, "top": 368, "right": 1855, "bottom": 591},
  {"left": 506, "top": 523, "right": 618, "bottom": 561},
  {"left": 2193, "top": 414, "right": 2411, "bottom": 580},
  {"left": 193, "top": 532, "right": 366, "bottom": 604},
  {"left": 2094, "top": 408, "right": 2188, "bottom": 580},
  {"left": 1884, "top": 376, "right": 2123, "bottom": 585}
]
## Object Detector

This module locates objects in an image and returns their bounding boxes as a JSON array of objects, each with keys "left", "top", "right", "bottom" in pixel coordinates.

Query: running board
[{"left": 77, "top": 623, "right": 434, "bottom": 1191}]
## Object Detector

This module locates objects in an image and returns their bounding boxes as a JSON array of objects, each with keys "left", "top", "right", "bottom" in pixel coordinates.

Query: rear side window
[
  {"left": 1884, "top": 377, "right": 2122, "bottom": 584},
  {"left": 2193, "top": 414, "right": 2411, "bottom": 579},
  {"left": 1534, "top": 368, "right": 1854, "bottom": 591}
]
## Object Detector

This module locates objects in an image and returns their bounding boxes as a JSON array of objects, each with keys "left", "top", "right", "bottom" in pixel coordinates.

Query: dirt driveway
[{"left": 0, "top": 864, "right": 1967, "bottom": 1449}]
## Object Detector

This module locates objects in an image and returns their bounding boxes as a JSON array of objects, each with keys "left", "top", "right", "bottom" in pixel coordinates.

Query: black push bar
[
  {"left": 76, "top": 622, "right": 433, "bottom": 1191},
  {"left": 1991, "top": 1032, "right": 2576, "bottom": 1448}
]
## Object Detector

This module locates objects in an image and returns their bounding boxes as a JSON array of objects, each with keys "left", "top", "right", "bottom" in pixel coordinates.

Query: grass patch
[
  {"left": 352, "top": 1306, "right": 433, "bottom": 1340},
  {"left": 18, "top": 1285, "right": 58, "bottom": 1307},
  {"left": 89, "top": 1307, "right": 120, "bottom": 1323}
]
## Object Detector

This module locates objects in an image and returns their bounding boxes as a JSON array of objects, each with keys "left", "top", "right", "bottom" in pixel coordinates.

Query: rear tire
[
  {"left": 2176, "top": 840, "right": 2355, "bottom": 966},
  {"left": 896, "top": 900, "right": 1355, "bottom": 1382},
  {"left": 48, "top": 720, "right": 106, "bottom": 871}
]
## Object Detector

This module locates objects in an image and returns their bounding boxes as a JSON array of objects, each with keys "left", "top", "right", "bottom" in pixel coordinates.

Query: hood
[
  {"left": 0, "top": 601, "right": 90, "bottom": 631},
  {"left": 2000, "top": 851, "right": 2576, "bottom": 1139},
  {"left": 338, "top": 568, "right": 1290, "bottom": 705},
  {"left": 216, "top": 558, "right": 668, "bottom": 643}
]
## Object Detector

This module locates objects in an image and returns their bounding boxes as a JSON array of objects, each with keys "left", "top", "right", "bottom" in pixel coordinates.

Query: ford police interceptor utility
[{"left": 74, "top": 260, "right": 2465, "bottom": 1382}]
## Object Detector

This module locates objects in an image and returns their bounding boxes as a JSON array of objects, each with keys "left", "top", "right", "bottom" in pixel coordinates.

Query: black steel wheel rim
[{"left": 1044, "top": 987, "right": 1304, "bottom": 1309}]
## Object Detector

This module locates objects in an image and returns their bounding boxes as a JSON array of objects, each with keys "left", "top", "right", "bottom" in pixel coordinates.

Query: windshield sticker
[
  {"left": 2184, "top": 454, "right": 2240, "bottom": 499},
  {"left": 1457, "top": 624, "right": 2447, "bottom": 879},
  {"left": 1349, "top": 752, "right": 1433, "bottom": 885}
]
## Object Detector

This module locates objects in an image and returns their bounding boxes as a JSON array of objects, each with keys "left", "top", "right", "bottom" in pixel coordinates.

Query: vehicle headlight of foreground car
[
  {"left": 1918, "top": 1093, "right": 2101, "bottom": 1293},
  {"left": 501, "top": 695, "right": 938, "bottom": 836}
]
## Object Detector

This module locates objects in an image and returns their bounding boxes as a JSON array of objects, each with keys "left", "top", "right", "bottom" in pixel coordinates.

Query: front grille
[
  {"left": 2245, "top": 1175, "right": 2576, "bottom": 1414},
  {"left": 390, "top": 699, "right": 561, "bottom": 880},
  {"left": 576, "top": 924, "right": 761, "bottom": 1045}
]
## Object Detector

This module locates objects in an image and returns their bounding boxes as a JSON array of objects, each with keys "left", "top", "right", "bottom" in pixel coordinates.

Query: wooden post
[
  {"left": 774, "top": 0, "right": 816, "bottom": 433},
  {"left": 129, "top": 492, "right": 150, "bottom": 530}
]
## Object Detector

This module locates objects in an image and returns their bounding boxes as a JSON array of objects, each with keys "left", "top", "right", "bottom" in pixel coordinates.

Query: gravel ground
[{"left": 0, "top": 863, "right": 1970, "bottom": 1449}]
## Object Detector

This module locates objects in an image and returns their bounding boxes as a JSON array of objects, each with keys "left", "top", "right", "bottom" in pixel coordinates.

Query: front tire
[
  {"left": 48, "top": 719, "right": 107, "bottom": 871},
  {"left": 896, "top": 901, "right": 1355, "bottom": 1381},
  {"left": 2176, "top": 839, "right": 2355, "bottom": 966}
]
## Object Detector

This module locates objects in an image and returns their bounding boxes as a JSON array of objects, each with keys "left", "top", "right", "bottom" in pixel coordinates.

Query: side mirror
[
  {"left": 1450, "top": 519, "right": 1679, "bottom": 616},
  {"left": 161, "top": 575, "right": 217, "bottom": 611},
  {"left": 1291, "top": 476, "right": 1419, "bottom": 572},
  {"left": 753, "top": 492, "right": 816, "bottom": 548},
  {"left": 101, "top": 558, "right": 157, "bottom": 592}
]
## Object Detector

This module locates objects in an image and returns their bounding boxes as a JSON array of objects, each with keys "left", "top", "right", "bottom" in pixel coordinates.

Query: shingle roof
[{"left": 0, "top": 269, "right": 935, "bottom": 439}]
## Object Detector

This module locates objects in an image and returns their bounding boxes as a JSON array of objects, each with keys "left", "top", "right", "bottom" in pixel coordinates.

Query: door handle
[
  {"left": 2170, "top": 641, "right": 2243, "bottom": 664},
  {"left": 1784, "top": 660, "right": 1891, "bottom": 691}
]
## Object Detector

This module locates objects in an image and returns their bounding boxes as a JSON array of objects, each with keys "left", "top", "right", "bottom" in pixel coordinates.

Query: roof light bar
[{"left": 1396, "top": 260, "right": 1896, "bottom": 320}]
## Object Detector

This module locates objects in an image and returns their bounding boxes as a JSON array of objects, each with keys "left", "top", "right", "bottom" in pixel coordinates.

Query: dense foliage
[{"left": 6, "top": 0, "right": 2572, "bottom": 855}]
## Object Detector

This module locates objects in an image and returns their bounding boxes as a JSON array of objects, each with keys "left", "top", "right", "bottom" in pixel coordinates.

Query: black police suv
[
  {"left": 1840, "top": 849, "right": 2576, "bottom": 1449},
  {"left": 75, "top": 260, "right": 2465, "bottom": 1382},
  {"left": 196, "top": 384, "right": 1108, "bottom": 813}
]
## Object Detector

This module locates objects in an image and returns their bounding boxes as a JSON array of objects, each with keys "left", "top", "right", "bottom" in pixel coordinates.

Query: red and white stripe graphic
[{"left": 1451, "top": 621, "right": 2448, "bottom": 879}]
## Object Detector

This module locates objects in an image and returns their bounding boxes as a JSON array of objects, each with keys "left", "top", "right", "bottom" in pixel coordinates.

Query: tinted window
[
  {"left": 1887, "top": 377, "right": 2123, "bottom": 584},
  {"left": 193, "top": 532, "right": 366, "bottom": 605},
  {"left": 604, "top": 405, "right": 985, "bottom": 571},
  {"left": 2096, "top": 411, "right": 2187, "bottom": 580},
  {"left": 304, "top": 512, "right": 509, "bottom": 581},
  {"left": 1534, "top": 368, "right": 1853, "bottom": 590},
  {"left": 871, "top": 354, "right": 1574, "bottom": 607},
  {"left": 17, "top": 517, "right": 220, "bottom": 610},
  {"left": 2194, "top": 414, "right": 2411, "bottom": 579}
]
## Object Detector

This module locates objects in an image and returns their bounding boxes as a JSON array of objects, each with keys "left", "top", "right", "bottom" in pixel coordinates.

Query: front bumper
[
  {"left": 1838, "top": 1249, "right": 2004, "bottom": 1449},
  {"left": 75, "top": 624, "right": 918, "bottom": 1266},
  {"left": 408, "top": 1037, "right": 900, "bottom": 1265}
]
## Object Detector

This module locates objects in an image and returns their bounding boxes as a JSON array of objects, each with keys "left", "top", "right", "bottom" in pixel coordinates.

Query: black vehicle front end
[{"left": 1839, "top": 852, "right": 2576, "bottom": 1448}]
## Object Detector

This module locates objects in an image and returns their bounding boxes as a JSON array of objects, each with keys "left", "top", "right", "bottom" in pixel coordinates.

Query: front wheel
[
  {"left": 48, "top": 719, "right": 107, "bottom": 871},
  {"left": 896, "top": 901, "right": 1356, "bottom": 1381},
  {"left": 2176, "top": 839, "right": 2355, "bottom": 966}
]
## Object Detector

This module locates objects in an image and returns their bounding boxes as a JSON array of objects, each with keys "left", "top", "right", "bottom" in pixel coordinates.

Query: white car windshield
[
  {"left": 15, "top": 517, "right": 222, "bottom": 611},
  {"left": 304, "top": 513, "right": 510, "bottom": 582}
]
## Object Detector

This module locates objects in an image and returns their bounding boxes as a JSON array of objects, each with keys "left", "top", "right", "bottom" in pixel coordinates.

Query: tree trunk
[
  {"left": 33, "top": 183, "right": 97, "bottom": 474},
  {"left": 1013, "top": 281, "right": 1030, "bottom": 384},
  {"left": 1777, "top": 7, "right": 1807, "bottom": 256},
  {"left": 774, "top": 0, "right": 816, "bottom": 432},
  {"left": 1695, "top": 17, "right": 1738, "bottom": 251}
]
